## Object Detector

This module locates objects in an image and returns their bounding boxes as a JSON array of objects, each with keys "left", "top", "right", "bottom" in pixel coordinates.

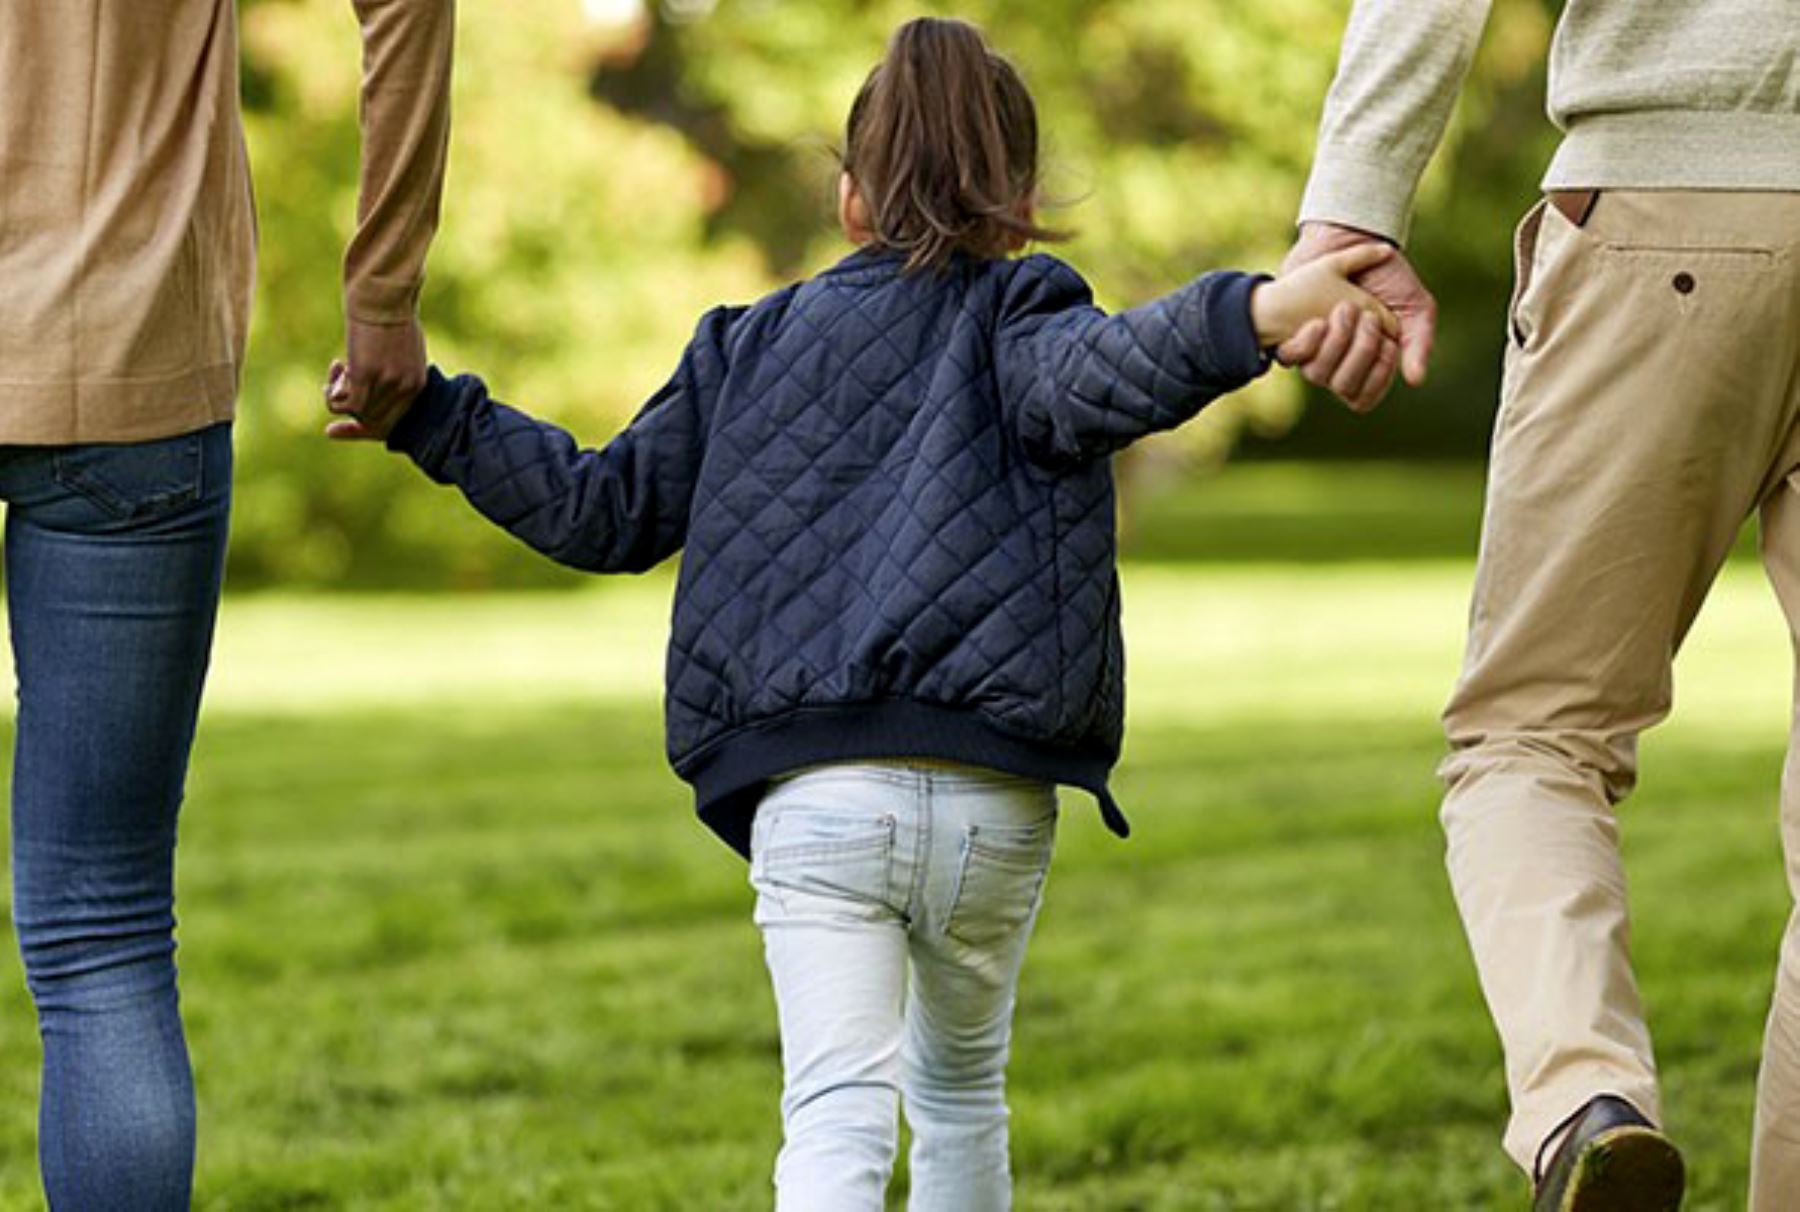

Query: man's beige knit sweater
[{"left": 1300, "top": 0, "right": 1800, "bottom": 243}]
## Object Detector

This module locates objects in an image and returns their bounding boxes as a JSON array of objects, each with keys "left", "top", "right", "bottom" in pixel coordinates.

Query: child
[{"left": 327, "top": 17, "right": 1396, "bottom": 1209}]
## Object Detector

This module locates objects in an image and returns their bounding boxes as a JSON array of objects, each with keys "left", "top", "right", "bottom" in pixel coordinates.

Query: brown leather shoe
[{"left": 1532, "top": 1095, "right": 1684, "bottom": 1212}]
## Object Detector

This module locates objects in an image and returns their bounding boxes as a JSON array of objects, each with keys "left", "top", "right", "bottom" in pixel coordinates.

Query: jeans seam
[
  {"left": 879, "top": 813, "right": 898, "bottom": 913},
  {"left": 944, "top": 828, "right": 974, "bottom": 939},
  {"left": 908, "top": 774, "right": 931, "bottom": 924},
  {"left": 751, "top": 806, "right": 785, "bottom": 914}
]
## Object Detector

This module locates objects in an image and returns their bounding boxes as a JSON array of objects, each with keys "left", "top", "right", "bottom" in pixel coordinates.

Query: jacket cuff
[
  {"left": 385, "top": 364, "right": 459, "bottom": 470},
  {"left": 1297, "top": 144, "right": 1416, "bottom": 245},
  {"left": 1191, "top": 272, "right": 1273, "bottom": 385}
]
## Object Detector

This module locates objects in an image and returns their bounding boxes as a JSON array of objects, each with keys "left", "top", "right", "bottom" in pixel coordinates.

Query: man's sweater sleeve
[
  {"left": 385, "top": 307, "right": 742, "bottom": 573},
  {"left": 994, "top": 256, "right": 1269, "bottom": 469},
  {"left": 344, "top": 0, "right": 457, "bottom": 325},
  {"left": 1298, "top": 0, "right": 1495, "bottom": 244}
]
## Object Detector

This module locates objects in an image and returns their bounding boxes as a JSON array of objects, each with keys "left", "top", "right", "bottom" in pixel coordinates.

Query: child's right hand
[{"left": 1251, "top": 243, "right": 1400, "bottom": 349}]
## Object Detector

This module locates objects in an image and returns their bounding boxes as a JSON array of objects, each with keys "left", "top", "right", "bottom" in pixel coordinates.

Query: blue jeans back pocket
[{"left": 52, "top": 432, "right": 205, "bottom": 522}]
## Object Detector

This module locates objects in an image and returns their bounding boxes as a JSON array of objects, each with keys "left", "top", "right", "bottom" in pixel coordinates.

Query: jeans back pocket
[
  {"left": 944, "top": 812, "right": 1056, "bottom": 948},
  {"left": 51, "top": 431, "right": 205, "bottom": 522},
  {"left": 751, "top": 803, "right": 899, "bottom": 920}
]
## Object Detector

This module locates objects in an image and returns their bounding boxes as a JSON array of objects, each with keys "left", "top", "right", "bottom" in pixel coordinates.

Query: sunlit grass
[{"left": 0, "top": 533, "right": 1792, "bottom": 1207}]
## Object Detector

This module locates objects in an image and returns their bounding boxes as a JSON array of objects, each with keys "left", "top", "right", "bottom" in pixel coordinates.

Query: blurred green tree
[{"left": 232, "top": 0, "right": 1557, "bottom": 588}]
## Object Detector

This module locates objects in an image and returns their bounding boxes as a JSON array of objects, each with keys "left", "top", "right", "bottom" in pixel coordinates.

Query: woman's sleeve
[{"left": 343, "top": 0, "right": 457, "bottom": 325}]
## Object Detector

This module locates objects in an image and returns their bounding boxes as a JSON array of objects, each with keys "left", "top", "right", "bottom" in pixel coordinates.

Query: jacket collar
[
  {"left": 820, "top": 244, "right": 908, "bottom": 280},
  {"left": 820, "top": 245, "right": 991, "bottom": 280}
]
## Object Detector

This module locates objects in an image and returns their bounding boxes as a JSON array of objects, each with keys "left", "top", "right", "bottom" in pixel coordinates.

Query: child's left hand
[{"left": 1251, "top": 244, "right": 1400, "bottom": 348}]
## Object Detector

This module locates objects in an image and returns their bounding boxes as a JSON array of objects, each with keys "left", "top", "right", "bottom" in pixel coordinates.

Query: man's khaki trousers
[{"left": 1441, "top": 189, "right": 1800, "bottom": 1206}]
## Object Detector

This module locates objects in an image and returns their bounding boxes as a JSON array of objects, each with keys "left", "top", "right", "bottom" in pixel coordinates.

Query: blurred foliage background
[{"left": 233, "top": 0, "right": 1560, "bottom": 588}]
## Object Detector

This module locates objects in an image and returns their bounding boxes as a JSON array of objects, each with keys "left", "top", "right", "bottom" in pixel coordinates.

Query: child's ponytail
[{"left": 845, "top": 18, "right": 1065, "bottom": 272}]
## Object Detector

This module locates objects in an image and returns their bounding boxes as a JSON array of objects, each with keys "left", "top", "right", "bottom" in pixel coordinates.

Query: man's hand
[
  {"left": 1278, "top": 221, "right": 1437, "bottom": 411},
  {"left": 1277, "top": 305, "right": 1400, "bottom": 415},
  {"left": 326, "top": 316, "right": 427, "bottom": 441}
]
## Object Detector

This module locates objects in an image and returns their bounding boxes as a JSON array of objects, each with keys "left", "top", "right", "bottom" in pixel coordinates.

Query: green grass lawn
[{"left": 0, "top": 466, "right": 1794, "bottom": 1209}]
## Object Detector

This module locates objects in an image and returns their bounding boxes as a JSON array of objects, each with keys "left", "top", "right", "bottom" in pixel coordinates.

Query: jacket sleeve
[
  {"left": 994, "top": 257, "right": 1270, "bottom": 469},
  {"left": 1296, "top": 0, "right": 1495, "bottom": 244},
  {"left": 386, "top": 306, "right": 743, "bottom": 573},
  {"left": 343, "top": 0, "right": 457, "bottom": 325}
]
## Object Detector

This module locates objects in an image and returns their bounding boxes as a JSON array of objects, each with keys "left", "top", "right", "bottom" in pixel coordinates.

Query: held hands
[
  {"left": 1252, "top": 244, "right": 1401, "bottom": 414},
  {"left": 323, "top": 316, "right": 428, "bottom": 441},
  {"left": 1274, "top": 223, "right": 1438, "bottom": 413}
]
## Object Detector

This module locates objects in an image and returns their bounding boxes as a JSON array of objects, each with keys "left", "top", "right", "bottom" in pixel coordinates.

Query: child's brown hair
[{"left": 843, "top": 18, "right": 1065, "bottom": 272}]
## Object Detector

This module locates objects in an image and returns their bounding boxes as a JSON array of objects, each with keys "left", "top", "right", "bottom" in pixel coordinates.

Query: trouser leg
[
  {"left": 4, "top": 426, "right": 231, "bottom": 1210},
  {"left": 1441, "top": 192, "right": 1800, "bottom": 1173},
  {"left": 901, "top": 772, "right": 1054, "bottom": 1212},
  {"left": 750, "top": 767, "right": 915, "bottom": 1212},
  {"left": 1750, "top": 455, "right": 1800, "bottom": 1210}
]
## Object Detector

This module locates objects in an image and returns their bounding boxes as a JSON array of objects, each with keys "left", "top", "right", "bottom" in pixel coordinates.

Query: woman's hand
[
  {"left": 323, "top": 316, "right": 427, "bottom": 440},
  {"left": 323, "top": 359, "right": 406, "bottom": 441}
]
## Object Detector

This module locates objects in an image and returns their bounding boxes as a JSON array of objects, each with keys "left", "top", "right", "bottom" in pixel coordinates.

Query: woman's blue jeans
[{"left": 2, "top": 424, "right": 231, "bottom": 1210}]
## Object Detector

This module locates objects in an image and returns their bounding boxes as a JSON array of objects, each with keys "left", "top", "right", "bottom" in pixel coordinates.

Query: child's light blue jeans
[{"left": 749, "top": 760, "right": 1057, "bottom": 1212}]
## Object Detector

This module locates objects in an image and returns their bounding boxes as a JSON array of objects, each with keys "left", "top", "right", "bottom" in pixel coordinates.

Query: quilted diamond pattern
[{"left": 391, "top": 247, "right": 1269, "bottom": 843}]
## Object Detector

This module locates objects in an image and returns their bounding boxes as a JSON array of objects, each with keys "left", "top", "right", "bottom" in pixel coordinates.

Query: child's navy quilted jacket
[{"left": 389, "top": 247, "right": 1270, "bottom": 855}]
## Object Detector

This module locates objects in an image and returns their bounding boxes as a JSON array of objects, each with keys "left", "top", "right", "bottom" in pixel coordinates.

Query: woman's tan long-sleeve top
[{"left": 0, "top": 0, "right": 454, "bottom": 443}]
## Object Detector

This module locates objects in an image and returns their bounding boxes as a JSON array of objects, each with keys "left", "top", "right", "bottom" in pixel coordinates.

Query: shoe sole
[{"left": 1558, "top": 1125, "right": 1685, "bottom": 1212}]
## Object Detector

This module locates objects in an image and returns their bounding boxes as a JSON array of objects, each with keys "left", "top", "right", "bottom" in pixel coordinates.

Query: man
[
  {"left": 0, "top": 1, "right": 452, "bottom": 1205},
  {"left": 1284, "top": 1, "right": 1800, "bottom": 1207}
]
